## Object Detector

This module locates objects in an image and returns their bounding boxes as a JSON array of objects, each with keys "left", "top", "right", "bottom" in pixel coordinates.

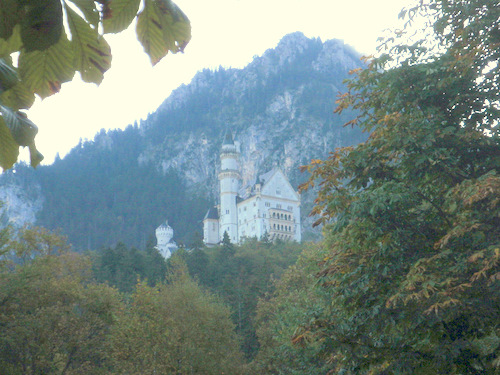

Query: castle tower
[
  {"left": 155, "top": 221, "right": 177, "bottom": 259},
  {"left": 218, "top": 131, "right": 240, "bottom": 243}
]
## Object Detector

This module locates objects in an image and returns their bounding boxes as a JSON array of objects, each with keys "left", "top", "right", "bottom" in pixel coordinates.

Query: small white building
[
  {"left": 155, "top": 221, "right": 178, "bottom": 259},
  {"left": 203, "top": 132, "right": 301, "bottom": 245}
]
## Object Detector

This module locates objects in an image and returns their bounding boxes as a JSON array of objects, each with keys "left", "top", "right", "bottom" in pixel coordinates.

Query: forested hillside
[
  {"left": 0, "top": 0, "right": 498, "bottom": 373},
  {"left": 0, "top": 32, "right": 367, "bottom": 251}
]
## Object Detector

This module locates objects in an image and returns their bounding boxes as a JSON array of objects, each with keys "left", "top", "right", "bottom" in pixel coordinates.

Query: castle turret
[
  {"left": 155, "top": 221, "right": 177, "bottom": 259},
  {"left": 218, "top": 131, "right": 240, "bottom": 243}
]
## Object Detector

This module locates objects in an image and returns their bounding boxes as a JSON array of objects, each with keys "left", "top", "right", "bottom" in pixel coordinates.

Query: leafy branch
[{"left": 0, "top": 0, "right": 191, "bottom": 170}]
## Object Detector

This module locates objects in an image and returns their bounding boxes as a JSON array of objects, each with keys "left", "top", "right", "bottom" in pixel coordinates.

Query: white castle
[
  {"left": 155, "top": 221, "right": 178, "bottom": 259},
  {"left": 203, "top": 132, "right": 301, "bottom": 245}
]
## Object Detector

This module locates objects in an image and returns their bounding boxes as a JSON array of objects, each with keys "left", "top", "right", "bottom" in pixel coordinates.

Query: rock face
[
  {"left": 0, "top": 169, "right": 43, "bottom": 227},
  {"left": 0, "top": 32, "right": 366, "bottom": 248},
  {"left": 140, "top": 31, "right": 365, "bottom": 193}
]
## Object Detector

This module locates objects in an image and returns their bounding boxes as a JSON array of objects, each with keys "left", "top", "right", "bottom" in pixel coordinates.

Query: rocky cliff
[{"left": 0, "top": 32, "right": 366, "bottom": 249}]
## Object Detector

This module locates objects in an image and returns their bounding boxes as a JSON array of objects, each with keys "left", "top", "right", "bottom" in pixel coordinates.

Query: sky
[{"left": 26, "top": 0, "right": 410, "bottom": 164}]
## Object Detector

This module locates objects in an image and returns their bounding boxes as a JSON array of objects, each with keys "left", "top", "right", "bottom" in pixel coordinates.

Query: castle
[
  {"left": 155, "top": 221, "right": 178, "bottom": 259},
  {"left": 203, "top": 132, "right": 301, "bottom": 245}
]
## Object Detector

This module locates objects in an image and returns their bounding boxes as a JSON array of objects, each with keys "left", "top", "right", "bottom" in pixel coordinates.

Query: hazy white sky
[{"left": 26, "top": 0, "right": 409, "bottom": 164}]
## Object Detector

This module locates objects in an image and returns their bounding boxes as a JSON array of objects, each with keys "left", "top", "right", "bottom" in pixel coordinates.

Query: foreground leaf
[
  {"left": 0, "top": 0, "right": 22, "bottom": 41},
  {"left": 67, "top": 0, "right": 100, "bottom": 28},
  {"left": 0, "top": 81, "right": 36, "bottom": 111},
  {"left": 137, "top": 0, "right": 191, "bottom": 65},
  {"left": 0, "top": 58, "right": 18, "bottom": 93},
  {"left": 103, "top": 0, "right": 142, "bottom": 34},
  {"left": 0, "top": 114, "right": 19, "bottom": 170},
  {"left": 18, "top": 32, "right": 75, "bottom": 98},
  {"left": 0, "top": 105, "right": 43, "bottom": 167},
  {"left": 0, "top": 25, "right": 22, "bottom": 58},
  {"left": 65, "top": 5, "right": 111, "bottom": 83},
  {"left": 20, "top": 0, "right": 63, "bottom": 52},
  {"left": 0, "top": 105, "right": 35, "bottom": 147}
]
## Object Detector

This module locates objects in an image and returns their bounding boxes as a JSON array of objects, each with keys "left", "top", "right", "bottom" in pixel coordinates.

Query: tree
[
  {"left": 299, "top": 0, "right": 499, "bottom": 373},
  {"left": 0, "top": 229, "right": 122, "bottom": 374},
  {"left": 0, "top": 0, "right": 190, "bottom": 170},
  {"left": 222, "top": 230, "right": 235, "bottom": 256},
  {"left": 183, "top": 238, "right": 305, "bottom": 359},
  {"left": 109, "top": 259, "right": 245, "bottom": 374},
  {"left": 252, "top": 245, "right": 330, "bottom": 375}
]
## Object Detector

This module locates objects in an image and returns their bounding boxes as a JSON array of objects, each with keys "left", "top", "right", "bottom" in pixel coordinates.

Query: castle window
[
  {"left": 273, "top": 213, "right": 276, "bottom": 218},
  {"left": 265, "top": 202, "right": 270, "bottom": 207},
  {"left": 244, "top": 207, "right": 247, "bottom": 211},
  {"left": 277, "top": 204, "right": 282, "bottom": 209},
  {"left": 273, "top": 224, "right": 276, "bottom": 229},
  {"left": 226, "top": 210, "right": 229, "bottom": 214},
  {"left": 276, "top": 189, "right": 281, "bottom": 195},
  {"left": 288, "top": 206, "right": 293, "bottom": 211},
  {"left": 281, "top": 213, "right": 284, "bottom": 219},
  {"left": 253, "top": 202, "right": 256, "bottom": 207}
]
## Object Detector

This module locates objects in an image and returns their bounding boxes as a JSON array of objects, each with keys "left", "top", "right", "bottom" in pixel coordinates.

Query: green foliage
[
  {"left": 0, "top": 228, "right": 122, "bottom": 374},
  {"left": 0, "top": 225, "right": 247, "bottom": 374},
  {"left": 252, "top": 244, "right": 331, "bottom": 374},
  {"left": 109, "top": 259, "right": 245, "bottom": 374},
  {"left": 91, "top": 241, "right": 167, "bottom": 293},
  {"left": 296, "top": 0, "right": 500, "bottom": 373},
  {"left": 181, "top": 238, "right": 306, "bottom": 358},
  {"left": 0, "top": 0, "right": 190, "bottom": 170}
]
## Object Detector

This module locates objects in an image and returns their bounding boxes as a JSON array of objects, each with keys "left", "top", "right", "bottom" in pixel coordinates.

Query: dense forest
[
  {"left": 0, "top": 0, "right": 499, "bottom": 374},
  {"left": 0, "top": 225, "right": 306, "bottom": 373}
]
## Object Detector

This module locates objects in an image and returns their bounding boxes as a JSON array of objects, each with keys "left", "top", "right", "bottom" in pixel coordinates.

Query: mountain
[{"left": 0, "top": 32, "right": 367, "bottom": 251}]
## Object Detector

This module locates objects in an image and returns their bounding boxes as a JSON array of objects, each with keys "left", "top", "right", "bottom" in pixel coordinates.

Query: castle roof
[
  {"left": 222, "top": 130, "right": 234, "bottom": 145},
  {"left": 157, "top": 220, "right": 171, "bottom": 230},
  {"left": 258, "top": 168, "right": 277, "bottom": 185},
  {"left": 238, "top": 168, "right": 299, "bottom": 201},
  {"left": 238, "top": 168, "right": 278, "bottom": 199},
  {"left": 203, "top": 206, "right": 219, "bottom": 220}
]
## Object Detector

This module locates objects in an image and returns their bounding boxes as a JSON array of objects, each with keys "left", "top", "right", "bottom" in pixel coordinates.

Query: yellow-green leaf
[
  {"left": 0, "top": 105, "right": 36, "bottom": 147},
  {"left": 0, "top": 25, "right": 22, "bottom": 58},
  {"left": 1, "top": 81, "right": 36, "bottom": 110},
  {"left": 136, "top": 0, "right": 191, "bottom": 66},
  {"left": 157, "top": 0, "right": 191, "bottom": 53},
  {"left": 0, "top": 113, "right": 19, "bottom": 170},
  {"left": 28, "top": 142, "right": 43, "bottom": 168},
  {"left": 65, "top": 5, "right": 111, "bottom": 84},
  {"left": 0, "top": 58, "right": 18, "bottom": 93},
  {"left": 103, "top": 0, "right": 141, "bottom": 34},
  {"left": 18, "top": 32, "right": 75, "bottom": 99},
  {"left": 67, "top": 0, "right": 100, "bottom": 28}
]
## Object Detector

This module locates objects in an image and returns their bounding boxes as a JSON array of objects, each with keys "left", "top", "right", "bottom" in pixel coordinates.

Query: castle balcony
[{"left": 218, "top": 169, "right": 241, "bottom": 179}]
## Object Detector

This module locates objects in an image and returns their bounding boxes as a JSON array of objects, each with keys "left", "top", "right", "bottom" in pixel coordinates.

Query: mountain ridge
[{"left": 0, "top": 32, "right": 366, "bottom": 250}]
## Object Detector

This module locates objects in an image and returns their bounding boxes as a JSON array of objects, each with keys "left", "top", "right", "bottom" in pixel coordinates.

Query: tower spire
[{"left": 223, "top": 129, "right": 234, "bottom": 145}]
